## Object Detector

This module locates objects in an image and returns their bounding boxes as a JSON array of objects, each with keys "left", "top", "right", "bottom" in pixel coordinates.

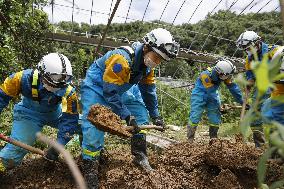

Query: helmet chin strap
[{"left": 58, "top": 53, "right": 67, "bottom": 82}]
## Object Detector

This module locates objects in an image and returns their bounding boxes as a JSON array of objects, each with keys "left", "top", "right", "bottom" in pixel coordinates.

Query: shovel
[
  {"left": 124, "top": 125, "right": 165, "bottom": 132},
  {"left": 0, "top": 133, "right": 44, "bottom": 156},
  {"left": 240, "top": 88, "right": 249, "bottom": 121},
  {"left": 87, "top": 104, "right": 165, "bottom": 138}
]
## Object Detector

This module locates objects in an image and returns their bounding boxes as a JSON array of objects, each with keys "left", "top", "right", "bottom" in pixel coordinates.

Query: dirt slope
[{"left": 0, "top": 139, "right": 283, "bottom": 189}]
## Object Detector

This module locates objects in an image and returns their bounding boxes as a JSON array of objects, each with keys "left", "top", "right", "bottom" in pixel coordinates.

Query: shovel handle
[
  {"left": 124, "top": 125, "right": 165, "bottom": 132},
  {"left": 0, "top": 133, "right": 44, "bottom": 156},
  {"left": 240, "top": 88, "right": 249, "bottom": 121}
]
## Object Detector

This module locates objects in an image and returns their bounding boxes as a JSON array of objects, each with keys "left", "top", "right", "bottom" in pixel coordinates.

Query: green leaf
[
  {"left": 253, "top": 55, "right": 270, "bottom": 98},
  {"left": 260, "top": 184, "right": 269, "bottom": 189},
  {"left": 270, "top": 131, "right": 284, "bottom": 153},
  {"left": 240, "top": 109, "right": 253, "bottom": 139},
  {"left": 274, "top": 121, "right": 284, "bottom": 140},
  {"left": 269, "top": 55, "right": 282, "bottom": 79},
  {"left": 270, "top": 180, "right": 284, "bottom": 189},
  {"left": 272, "top": 73, "right": 284, "bottom": 82}
]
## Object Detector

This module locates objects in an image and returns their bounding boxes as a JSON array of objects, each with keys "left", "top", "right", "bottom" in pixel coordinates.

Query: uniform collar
[
  {"left": 133, "top": 43, "right": 147, "bottom": 71},
  {"left": 210, "top": 69, "right": 220, "bottom": 82}
]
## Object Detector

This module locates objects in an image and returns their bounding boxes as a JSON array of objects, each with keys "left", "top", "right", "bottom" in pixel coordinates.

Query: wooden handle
[
  {"left": 240, "top": 89, "right": 249, "bottom": 121},
  {"left": 0, "top": 133, "right": 44, "bottom": 156},
  {"left": 124, "top": 125, "right": 165, "bottom": 132}
]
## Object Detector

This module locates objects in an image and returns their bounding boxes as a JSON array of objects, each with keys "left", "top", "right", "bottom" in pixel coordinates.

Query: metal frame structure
[{"left": 42, "top": 0, "right": 280, "bottom": 119}]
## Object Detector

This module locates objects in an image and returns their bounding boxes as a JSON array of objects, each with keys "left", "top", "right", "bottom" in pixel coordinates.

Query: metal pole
[
  {"left": 280, "top": 0, "right": 284, "bottom": 38},
  {"left": 94, "top": 0, "right": 122, "bottom": 58}
]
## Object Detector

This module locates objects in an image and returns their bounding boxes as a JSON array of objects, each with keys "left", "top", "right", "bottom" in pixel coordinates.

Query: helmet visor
[
  {"left": 43, "top": 73, "right": 72, "bottom": 88},
  {"left": 160, "top": 42, "right": 180, "bottom": 58}
]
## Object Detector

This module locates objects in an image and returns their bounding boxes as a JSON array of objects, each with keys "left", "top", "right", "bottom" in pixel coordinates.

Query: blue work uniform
[
  {"left": 189, "top": 68, "right": 243, "bottom": 128},
  {"left": 0, "top": 69, "right": 79, "bottom": 168},
  {"left": 245, "top": 42, "right": 277, "bottom": 129},
  {"left": 80, "top": 43, "right": 159, "bottom": 160},
  {"left": 261, "top": 46, "right": 284, "bottom": 126}
]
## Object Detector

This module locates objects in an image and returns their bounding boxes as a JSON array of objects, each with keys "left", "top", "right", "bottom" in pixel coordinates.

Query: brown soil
[
  {"left": 87, "top": 104, "right": 132, "bottom": 138},
  {"left": 0, "top": 139, "right": 283, "bottom": 189}
]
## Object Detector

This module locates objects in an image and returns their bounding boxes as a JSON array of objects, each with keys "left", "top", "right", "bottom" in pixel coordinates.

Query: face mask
[
  {"left": 144, "top": 56, "right": 158, "bottom": 69},
  {"left": 43, "top": 83, "right": 60, "bottom": 93}
]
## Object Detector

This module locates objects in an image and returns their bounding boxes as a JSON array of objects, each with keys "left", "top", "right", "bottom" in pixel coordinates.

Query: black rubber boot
[
  {"left": 82, "top": 159, "right": 99, "bottom": 189},
  {"left": 252, "top": 130, "right": 265, "bottom": 148},
  {"left": 209, "top": 126, "right": 219, "bottom": 139},
  {"left": 131, "top": 134, "right": 153, "bottom": 172},
  {"left": 187, "top": 125, "right": 197, "bottom": 142},
  {"left": 44, "top": 147, "right": 59, "bottom": 161}
]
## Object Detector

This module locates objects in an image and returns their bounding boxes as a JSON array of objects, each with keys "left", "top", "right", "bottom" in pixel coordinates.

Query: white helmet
[
  {"left": 37, "top": 53, "right": 73, "bottom": 88},
  {"left": 214, "top": 60, "right": 236, "bottom": 80},
  {"left": 143, "top": 28, "right": 180, "bottom": 61},
  {"left": 236, "top": 31, "right": 261, "bottom": 50}
]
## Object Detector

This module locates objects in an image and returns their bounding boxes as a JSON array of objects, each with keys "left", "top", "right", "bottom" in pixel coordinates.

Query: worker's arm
[
  {"left": 244, "top": 57, "right": 255, "bottom": 92},
  {"left": 200, "top": 72, "right": 217, "bottom": 93},
  {"left": 138, "top": 69, "right": 159, "bottom": 118},
  {"left": 0, "top": 71, "right": 23, "bottom": 112},
  {"left": 57, "top": 88, "right": 80, "bottom": 145},
  {"left": 224, "top": 78, "right": 244, "bottom": 105},
  {"left": 102, "top": 53, "right": 132, "bottom": 120}
]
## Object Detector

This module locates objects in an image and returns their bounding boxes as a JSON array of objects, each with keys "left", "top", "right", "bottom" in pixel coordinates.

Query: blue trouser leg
[
  {"left": 0, "top": 109, "right": 42, "bottom": 168},
  {"left": 123, "top": 86, "right": 153, "bottom": 171},
  {"left": 261, "top": 98, "right": 273, "bottom": 124},
  {"left": 251, "top": 89, "right": 270, "bottom": 129},
  {"left": 262, "top": 98, "right": 284, "bottom": 125},
  {"left": 122, "top": 85, "right": 149, "bottom": 125},
  {"left": 81, "top": 84, "right": 151, "bottom": 160},
  {"left": 207, "top": 96, "right": 221, "bottom": 138},
  {"left": 123, "top": 86, "right": 149, "bottom": 148},
  {"left": 270, "top": 100, "right": 284, "bottom": 125},
  {"left": 81, "top": 85, "right": 107, "bottom": 160},
  {"left": 207, "top": 95, "right": 221, "bottom": 125},
  {"left": 249, "top": 90, "right": 269, "bottom": 147},
  {"left": 262, "top": 98, "right": 284, "bottom": 149},
  {"left": 187, "top": 89, "right": 206, "bottom": 140},
  {"left": 189, "top": 89, "right": 206, "bottom": 126}
]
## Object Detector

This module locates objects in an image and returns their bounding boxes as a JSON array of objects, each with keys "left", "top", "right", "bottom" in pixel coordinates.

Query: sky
[{"left": 43, "top": 0, "right": 280, "bottom": 26}]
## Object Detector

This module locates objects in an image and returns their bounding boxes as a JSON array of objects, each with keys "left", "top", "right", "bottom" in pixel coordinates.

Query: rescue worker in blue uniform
[
  {"left": 80, "top": 28, "right": 179, "bottom": 189},
  {"left": 187, "top": 60, "right": 244, "bottom": 142},
  {"left": 261, "top": 46, "right": 284, "bottom": 126},
  {"left": 0, "top": 53, "right": 79, "bottom": 172},
  {"left": 236, "top": 31, "right": 277, "bottom": 147}
]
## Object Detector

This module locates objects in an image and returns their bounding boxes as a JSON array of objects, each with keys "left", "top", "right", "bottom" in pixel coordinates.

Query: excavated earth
[
  {"left": 87, "top": 104, "right": 133, "bottom": 138},
  {"left": 1, "top": 105, "right": 283, "bottom": 188},
  {"left": 0, "top": 138, "right": 283, "bottom": 189}
]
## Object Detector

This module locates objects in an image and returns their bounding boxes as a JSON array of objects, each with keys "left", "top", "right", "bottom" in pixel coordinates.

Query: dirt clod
[{"left": 87, "top": 104, "right": 132, "bottom": 138}]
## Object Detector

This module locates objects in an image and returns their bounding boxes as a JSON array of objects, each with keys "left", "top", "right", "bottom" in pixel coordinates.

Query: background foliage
[{"left": 0, "top": 2, "right": 283, "bottom": 186}]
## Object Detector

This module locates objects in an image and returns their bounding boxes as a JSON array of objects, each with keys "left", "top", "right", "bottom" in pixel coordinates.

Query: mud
[
  {"left": 0, "top": 138, "right": 283, "bottom": 189},
  {"left": 88, "top": 104, "right": 132, "bottom": 138}
]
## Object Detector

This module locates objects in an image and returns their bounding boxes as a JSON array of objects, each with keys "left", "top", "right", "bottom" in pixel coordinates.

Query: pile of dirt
[
  {"left": 0, "top": 158, "right": 75, "bottom": 189},
  {"left": 100, "top": 140, "right": 277, "bottom": 189},
  {"left": 1, "top": 139, "right": 283, "bottom": 189}
]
